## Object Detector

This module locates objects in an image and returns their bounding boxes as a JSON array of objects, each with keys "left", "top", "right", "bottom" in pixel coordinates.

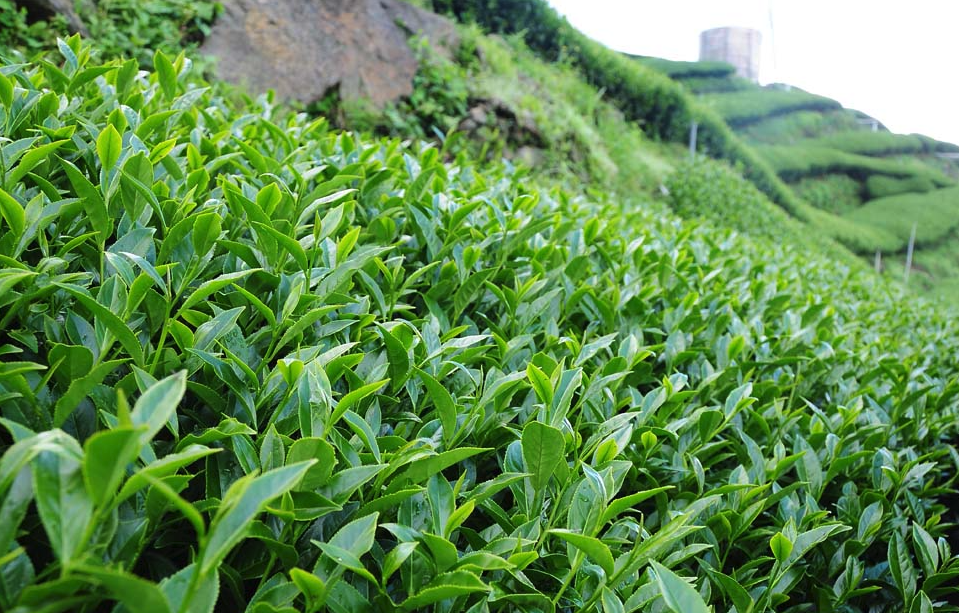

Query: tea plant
[{"left": 1, "top": 38, "right": 959, "bottom": 613}]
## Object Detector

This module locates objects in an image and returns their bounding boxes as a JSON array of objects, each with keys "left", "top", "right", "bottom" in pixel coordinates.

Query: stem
[
  {"left": 149, "top": 300, "right": 174, "bottom": 375},
  {"left": 551, "top": 551, "right": 585, "bottom": 607}
]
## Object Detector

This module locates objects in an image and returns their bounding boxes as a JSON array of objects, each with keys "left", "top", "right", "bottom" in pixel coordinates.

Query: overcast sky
[{"left": 546, "top": 0, "right": 959, "bottom": 145}]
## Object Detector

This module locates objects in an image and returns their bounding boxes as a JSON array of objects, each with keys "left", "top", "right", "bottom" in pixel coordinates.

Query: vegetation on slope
[
  {"left": 801, "top": 131, "right": 959, "bottom": 158},
  {"left": 654, "top": 53, "right": 959, "bottom": 289},
  {"left": 794, "top": 174, "right": 863, "bottom": 216},
  {"left": 844, "top": 186, "right": 959, "bottom": 251},
  {"left": 3, "top": 35, "right": 959, "bottom": 613},
  {"left": 415, "top": 0, "right": 819, "bottom": 220},
  {"left": 0, "top": 0, "right": 218, "bottom": 63},
  {"left": 702, "top": 87, "right": 843, "bottom": 127},
  {"left": 755, "top": 144, "right": 952, "bottom": 186}
]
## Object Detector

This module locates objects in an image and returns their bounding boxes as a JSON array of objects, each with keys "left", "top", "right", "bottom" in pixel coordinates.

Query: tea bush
[
  {"left": 844, "top": 186, "right": 959, "bottom": 251},
  {"left": 0, "top": 0, "right": 218, "bottom": 65},
  {"left": 2, "top": 39, "right": 959, "bottom": 613},
  {"left": 628, "top": 56, "right": 736, "bottom": 80},
  {"left": 802, "top": 131, "right": 928, "bottom": 157},
  {"left": 794, "top": 174, "right": 864, "bottom": 216},
  {"left": 703, "top": 88, "right": 843, "bottom": 127},
  {"left": 867, "top": 174, "right": 937, "bottom": 199},
  {"left": 757, "top": 144, "right": 953, "bottom": 185}
]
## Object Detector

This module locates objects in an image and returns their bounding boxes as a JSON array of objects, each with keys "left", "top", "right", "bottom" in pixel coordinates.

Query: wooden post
[
  {"left": 904, "top": 223, "right": 917, "bottom": 284},
  {"left": 874, "top": 249, "right": 881, "bottom": 273},
  {"left": 689, "top": 121, "right": 698, "bottom": 159}
]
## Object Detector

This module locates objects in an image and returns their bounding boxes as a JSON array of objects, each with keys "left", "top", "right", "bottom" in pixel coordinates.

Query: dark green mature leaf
[
  {"left": 59, "top": 158, "right": 111, "bottom": 242},
  {"left": 75, "top": 565, "right": 171, "bottom": 613},
  {"left": 399, "top": 570, "right": 489, "bottom": 610},
  {"left": 54, "top": 284, "right": 143, "bottom": 366},
  {"left": 53, "top": 359, "right": 125, "bottom": 426},
  {"left": 199, "top": 461, "right": 314, "bottom": 576},
  {"left": 889, "top": 531, "right": 917, "bottom": 604},
  {"left": 379, "top": 324, "right": 411, "bottom": 392}
]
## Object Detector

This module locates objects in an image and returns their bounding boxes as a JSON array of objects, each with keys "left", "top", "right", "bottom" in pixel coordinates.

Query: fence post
[
  {"left": 689, "top": 121, "right": 698, "bottom": 159},
  {"left": 904, "top": 223, "right": 917, "bottom": 284}
]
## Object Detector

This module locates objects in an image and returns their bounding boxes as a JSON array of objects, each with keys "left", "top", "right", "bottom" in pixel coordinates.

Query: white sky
[{"left": 546, "top": 0, "right": 959, "bottom": 145}]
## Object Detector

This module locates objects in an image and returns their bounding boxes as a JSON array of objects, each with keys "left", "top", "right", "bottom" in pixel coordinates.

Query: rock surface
[
  {"left": 200, "top": 0, "right": 459, "bottom": 107},
  {"left": 19, "top": 0, "right": 87, "bottom": 34}
]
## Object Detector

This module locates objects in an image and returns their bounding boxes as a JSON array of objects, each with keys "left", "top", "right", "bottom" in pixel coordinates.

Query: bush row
[
  {"left": 756, "top": 144, "right": 954, "bottom": 186},
  {"left": 801, "top": 131, "right": 959, "bottom": 158},
  {"left": 740, "top": 109, "right": 868, "bottom": 144},
  {"left": 703, "top": 88, "right": 843, "bottom": 127},
  {"left": 866, "top": 174, "right": 937, "bottom": 199},
  {"left": 794, "top": 174, "right": 864, "bottom": 216},
  {"left": 844, "top": 186, "right": 959, "bottom": 252},
  {"left": 628, "top": 55, "right": 736, "bottom": 80},
  {"left": 2, "top": 41, "right": 959, "bottom": 613}
]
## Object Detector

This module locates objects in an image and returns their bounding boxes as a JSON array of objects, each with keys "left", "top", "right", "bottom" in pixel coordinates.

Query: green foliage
[
  {"left": 803, "top": 130, "right": 929, "bottom": 157},
  {"left": 83, "top": 0, "right": 220, "bottom": 64},
  {"left": 629, "top": 55, "right": 735, "bottom": 79},
  {"left": 0, "top": 0, "right": 218, "bottom": 65},
  {"left": 740, "top": 108, "right": 866, "bottom": 144},
  {"left": 867, "top": 174, "right": 937, "bottom": 199},
  {"left": 3, "top": 37, "right": 959, "bottom": 613},
  {"left": 0, "top": 0, "right": 68, "bottom": 53},
  {"left": 464, "top": 30, "right": 676, "bottom": 190},
  {"left": 421, "top": 0, "right": 812, "bottom": 218},
  {"left": 704, "top": 86, "right": 843, "bottom": 127},
  {"left": 381, "top": 37, "right": 470, "bottom": 139},
  {"left": 757, "top": 143, "right": 954, "bottom": 185},
  {"left": 665, "top": 159, "right": 874, "bottom": 262},
  {"left": 845, "top": 186, "right": 959, "bottom": 251},
  {"left": 794, "top": 174, "right": 864, "bottom": 215},
  {"left": 677, "top": 74, "right": 755, "bottom": 94}
]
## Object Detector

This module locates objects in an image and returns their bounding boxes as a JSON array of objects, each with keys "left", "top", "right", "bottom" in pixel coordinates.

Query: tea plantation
[{"left": 1, "top": 5, "right": 959, "bottom": 613}]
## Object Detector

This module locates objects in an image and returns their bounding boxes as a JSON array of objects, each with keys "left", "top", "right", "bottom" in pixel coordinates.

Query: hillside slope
[
  {"left": 1, "top": 4, "right": 959, "bottom": 613},
  {"left": 640, "top": 55, "right": 959, "bottom": 295}
]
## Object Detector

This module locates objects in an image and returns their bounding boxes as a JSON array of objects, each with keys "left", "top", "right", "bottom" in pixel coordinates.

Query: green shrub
[
  {"left": 741, "top": 109, "right": 865, "bottom": 144},
  {"left": 4, "top": 35, "right": 959, "bottom": 613},
  {"left": 794, "top": 174, "right": 863, "bottom": 215},
  {"left": 756, "top": 144, "right": 954, "bottom": 185},
  {"left": 0, "top": 0, "right": 68, "bottom": 53},
  {"left": 703, "top": 87, "right": 842, "bottom": 126},
  {"left": 629, "top": 55, "right": 735, "bottom": 79},
  {"left": 676, "top": 74, "right": 755, "bottom": 94},
  {"left": 866, "top": 174, "right": 936, "bottom": 199},
  {"left": 0, "top": 0, "right": 218, "bottom": 65},
  {"left": 844, "top": 186, "right": 959, "bottom": 251},
  {"left": 83, "top": 0, "right": 219, "bottom": 63},
  {"left": 802, "top": 131, "right": 928, "bottom": 157}
]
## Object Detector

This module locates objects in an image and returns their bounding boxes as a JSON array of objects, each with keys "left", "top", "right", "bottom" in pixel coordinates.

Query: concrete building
[{"left": 700, "top": 27, "right": 762, "bottom": 82}]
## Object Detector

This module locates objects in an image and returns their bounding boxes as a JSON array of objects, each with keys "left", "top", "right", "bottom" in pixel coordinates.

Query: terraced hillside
[{"left": 636, "top": 55, "right": 959, "bottom": 294}]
